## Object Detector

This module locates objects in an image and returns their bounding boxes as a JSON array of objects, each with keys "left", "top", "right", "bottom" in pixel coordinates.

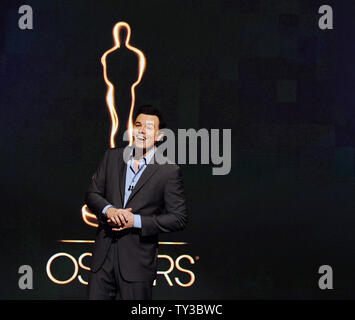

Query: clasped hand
[{"left": 106, "top": 207, "right": 134, "bottom": 231}]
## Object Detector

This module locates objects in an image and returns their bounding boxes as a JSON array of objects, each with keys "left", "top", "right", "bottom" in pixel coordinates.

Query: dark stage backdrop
[{"left": 1, "top": 0, "right": 354, "bottom": 299}]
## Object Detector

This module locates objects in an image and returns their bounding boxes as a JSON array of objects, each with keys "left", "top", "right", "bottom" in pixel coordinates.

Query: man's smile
[{"left": 136, "top": 135, "right": 146, "bottom": 141}]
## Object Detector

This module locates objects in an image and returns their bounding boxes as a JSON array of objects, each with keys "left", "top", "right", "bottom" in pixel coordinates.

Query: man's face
[{"left": 133, "top": 113, "right": 161, "bottom": 152}]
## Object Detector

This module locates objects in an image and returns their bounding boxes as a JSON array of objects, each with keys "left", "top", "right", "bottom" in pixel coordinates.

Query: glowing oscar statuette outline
[{"left": 101, "top": 21, "right": 146, "bottom": 148}]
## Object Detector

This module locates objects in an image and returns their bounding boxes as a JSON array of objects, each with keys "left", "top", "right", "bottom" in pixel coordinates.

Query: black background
[{"left": 1, "top": 0, "right": 354, "bottom": 299}]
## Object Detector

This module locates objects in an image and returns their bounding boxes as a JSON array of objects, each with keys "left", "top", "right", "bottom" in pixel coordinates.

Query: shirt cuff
[
  {"left": 133, "top": 214, "right": 142, "bottom": 228},
  {"left": 102, "top": 204, "right": 113, "bottom": 217}
]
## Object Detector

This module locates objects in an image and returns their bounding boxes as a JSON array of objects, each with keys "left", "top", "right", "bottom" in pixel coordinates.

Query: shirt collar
[{"left": 129, "top": 146, "right": 157, "bottom": 166}]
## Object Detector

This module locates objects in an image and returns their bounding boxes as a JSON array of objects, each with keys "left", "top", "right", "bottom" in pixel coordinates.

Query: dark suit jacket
[{"left": 85, "top": 146, "right": 188, "bottom": 281}]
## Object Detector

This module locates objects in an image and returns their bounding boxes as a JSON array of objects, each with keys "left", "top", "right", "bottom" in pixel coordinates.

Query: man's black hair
[{"left": 133, "top": 105, "right": 167, "bottom": 129}]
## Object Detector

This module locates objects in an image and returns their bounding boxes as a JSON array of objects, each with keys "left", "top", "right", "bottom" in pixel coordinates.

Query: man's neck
[{"left": 133, "top": 145, "right": 156, "bottom": 160}]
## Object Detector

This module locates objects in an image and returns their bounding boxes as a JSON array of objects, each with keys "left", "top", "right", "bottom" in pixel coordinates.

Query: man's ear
[{"left": 156, "top": 130, "right": 164, "bottom": 141}]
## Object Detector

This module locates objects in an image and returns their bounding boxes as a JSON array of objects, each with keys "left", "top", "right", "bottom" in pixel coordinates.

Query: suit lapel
[{"left": 118, "top": 149, "right": 128, "bottom": 207}]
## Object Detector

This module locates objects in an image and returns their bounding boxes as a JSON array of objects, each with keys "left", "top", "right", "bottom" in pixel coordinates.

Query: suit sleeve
[
  {"left": 140, "top": 166, "right": 188, "bottom": 237},
  {"left": 84, "top": 149, "right": 112, "bottom": 222}
]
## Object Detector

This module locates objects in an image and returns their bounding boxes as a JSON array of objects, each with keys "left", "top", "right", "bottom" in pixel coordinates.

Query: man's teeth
[{"left": 137, "top": 136, "right": 146, "bottom": 141}]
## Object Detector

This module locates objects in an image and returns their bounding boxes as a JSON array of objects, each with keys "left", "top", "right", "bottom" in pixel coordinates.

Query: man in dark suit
[{"left": 85, "top": 105, "right": 188, "bottom": 300}]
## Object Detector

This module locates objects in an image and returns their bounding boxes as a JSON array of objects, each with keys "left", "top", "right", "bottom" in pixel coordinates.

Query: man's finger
[
  {"left": 121, "top": 211, "right": 129, "bottom": 223},
  {"left": 113, "top": 215, "right": 121, "bottom": 226},
  {"left": 111, "top": 216, "right": 117, "bottom": 225},
  {"left": 112, "top": 227, "right": 124, "bottom": 231},
  {"left": 118, "top": 213, "right": 126, "bottom": 225}
]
